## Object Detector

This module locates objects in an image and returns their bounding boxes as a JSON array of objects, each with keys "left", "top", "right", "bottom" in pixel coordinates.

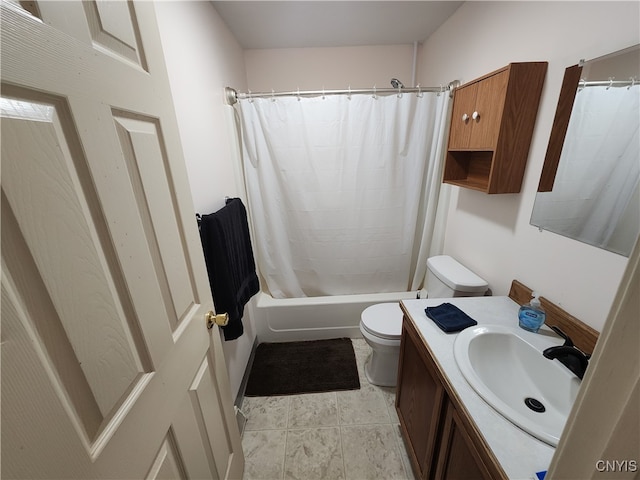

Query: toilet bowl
[
  {"left": 359, "top": 255, "right": 488, "bottom": 387},
  {"left": 360, "top": 303, "right": 403, "bottom": 387}
]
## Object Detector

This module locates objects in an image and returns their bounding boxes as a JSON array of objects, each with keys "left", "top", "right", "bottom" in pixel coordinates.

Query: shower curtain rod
[
  {"left": 224, "top": 81, "right": 460, "bottom": 105},
  {"left": 579, "top": 78, "right": 638, "bottom": 89}
]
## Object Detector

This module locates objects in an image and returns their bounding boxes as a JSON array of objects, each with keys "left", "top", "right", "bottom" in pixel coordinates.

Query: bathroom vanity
[{"left": 396, "top": 283, "right": 598, "bottom": 479}]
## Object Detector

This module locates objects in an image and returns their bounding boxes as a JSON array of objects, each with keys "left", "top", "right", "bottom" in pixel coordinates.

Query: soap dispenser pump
[{"left": 518, "top": 292, "right": 546, "bottom": 333}]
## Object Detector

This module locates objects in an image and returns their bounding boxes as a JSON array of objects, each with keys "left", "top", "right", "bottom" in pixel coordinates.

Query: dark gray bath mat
[{"left": 244, "top": 338, "right": 361, "bottom": 396}]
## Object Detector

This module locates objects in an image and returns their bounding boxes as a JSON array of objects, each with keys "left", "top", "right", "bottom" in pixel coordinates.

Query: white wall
[
  {"left": 418, "top": 1, "right": 639, "bottom": 332},
  {"left": 155, "top": 1, "right": 255, "bottom": 402},
  {"left": 245, "top": 44, "right": 416, "bottom": 91}
]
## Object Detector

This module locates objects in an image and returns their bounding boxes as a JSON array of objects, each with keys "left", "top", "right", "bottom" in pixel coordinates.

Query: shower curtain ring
[
  {"left": 397, "top": 86, "right": 402, "bottom": 98},
  {"left": 248, "top": 89, "right": 254, "bottom": 103},
  {"left": 416, "top": 84, "right": 423, "bottom": 98},
  {"left": 271, "top": 89, "right": 276, "bottom": 102},
  {"left": 347, "top": 85, "right": 352, "bottom": 100},
  {"left": 297, "top": 88, "right": 301, "bottom": 101},
  {"left": 322, "top": 87, "right": 325, "bottom": 100},
  {"left": 629, "top": 77, "right": 636, "bottom": 89},
  {"left": 372, "top": 85, "right": 377, "bottom": 99},
  {"left": 607, "top": 77, "right": 614, "bottom": 90}
]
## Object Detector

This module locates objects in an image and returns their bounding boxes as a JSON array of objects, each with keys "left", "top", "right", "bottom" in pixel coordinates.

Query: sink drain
[{"left": 524, "top": 397, "right": 546, "bottom": 413}]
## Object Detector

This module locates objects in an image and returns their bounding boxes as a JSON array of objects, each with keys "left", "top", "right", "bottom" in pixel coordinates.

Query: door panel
[
  {"left": 1, "top": 1, "right": 243, "bottom": 478},
  {"left": 1, "top": 95, "right": 149, "bottom": 418},
  {"left": 146, "top": 432, "right": 188, "bottom": 480},
  {"left": 112, "top": 112, "right": 197, "bottom": 332}
]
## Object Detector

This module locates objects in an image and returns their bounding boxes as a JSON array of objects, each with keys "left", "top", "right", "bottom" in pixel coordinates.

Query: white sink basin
[{"left": 453, "top": 325, "right": 581, "bottom": 446}]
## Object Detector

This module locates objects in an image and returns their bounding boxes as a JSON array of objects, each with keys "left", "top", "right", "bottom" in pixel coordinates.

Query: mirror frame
[{"left": 537, "top": 64, "right": 583, "bottom": 192}]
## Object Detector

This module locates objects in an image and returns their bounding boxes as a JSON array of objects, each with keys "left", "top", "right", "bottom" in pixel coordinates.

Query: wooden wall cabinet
[
  {"left": 396, "top": 316, "right": 506, "bottom": 480},
  {"left": 444, "top": 62, "right": 548, "bottom": 194}
]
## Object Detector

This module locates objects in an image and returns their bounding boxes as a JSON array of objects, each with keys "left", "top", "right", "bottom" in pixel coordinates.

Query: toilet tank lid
[{"left": 427, "top": 255, "right": 488, "bottom": 293}]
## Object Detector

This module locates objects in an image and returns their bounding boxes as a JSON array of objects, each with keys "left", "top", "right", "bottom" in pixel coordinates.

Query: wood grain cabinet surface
[
  {"left": 444, "top": 62, "right": 547, "bottom": 194},
  {"left": 396, "top": 316, "right": 507, "bottom": 480}
]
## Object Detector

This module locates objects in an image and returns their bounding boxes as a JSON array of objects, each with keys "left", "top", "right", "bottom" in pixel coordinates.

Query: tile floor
[{"left": 240, "top": 338, "right": 416, "bottom": 480}]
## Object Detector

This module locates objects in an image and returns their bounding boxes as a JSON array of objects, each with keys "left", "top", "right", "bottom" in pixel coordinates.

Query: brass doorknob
[{"left": 205, "top": 311, "right": 229, "bottom": 329}]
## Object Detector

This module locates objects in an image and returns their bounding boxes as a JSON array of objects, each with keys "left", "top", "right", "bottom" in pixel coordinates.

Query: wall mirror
[{"left": 531, "top": 45, "right": 639, "bottom": 257}]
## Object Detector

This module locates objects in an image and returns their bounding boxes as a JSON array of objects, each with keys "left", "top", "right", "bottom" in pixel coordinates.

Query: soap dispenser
[{"left": 518, "top": 292, "right": 546, "bottom": 333}]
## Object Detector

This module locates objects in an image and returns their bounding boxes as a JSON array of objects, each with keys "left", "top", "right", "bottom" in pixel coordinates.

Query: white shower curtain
[{"left": 238, "top": 92, "right": 449, "bottom": 298}]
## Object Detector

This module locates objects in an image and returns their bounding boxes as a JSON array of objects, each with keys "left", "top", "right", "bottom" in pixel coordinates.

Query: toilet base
[{"left": 364, "top": 349, "right": 400, "bottom": 387}]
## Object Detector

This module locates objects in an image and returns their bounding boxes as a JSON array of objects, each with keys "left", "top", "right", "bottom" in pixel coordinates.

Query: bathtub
[{"left": 251, "top": 289, "right": 427, "bottom": 343}]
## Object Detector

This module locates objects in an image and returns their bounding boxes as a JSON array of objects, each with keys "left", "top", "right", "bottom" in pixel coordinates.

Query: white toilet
[{"left": 359, "top": 255, "right": 489, "bottom": 387}]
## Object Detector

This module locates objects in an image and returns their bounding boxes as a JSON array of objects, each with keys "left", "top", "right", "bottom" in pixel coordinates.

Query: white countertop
[{"left": 400, "top": 295, "right": 560, "bottom": 480}]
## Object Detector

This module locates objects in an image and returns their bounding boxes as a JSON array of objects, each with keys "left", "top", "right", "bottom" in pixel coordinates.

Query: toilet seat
[{"left": 360, "top": 303, "right": 402, "bottom": 340}]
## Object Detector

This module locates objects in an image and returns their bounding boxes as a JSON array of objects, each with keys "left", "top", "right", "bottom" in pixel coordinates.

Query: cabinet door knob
[
  {"left": 472, "top": 111, "right": 480, "bottom": 120},
  {"left": 462, "top": 113, "right": 469, "bottom": 122}
]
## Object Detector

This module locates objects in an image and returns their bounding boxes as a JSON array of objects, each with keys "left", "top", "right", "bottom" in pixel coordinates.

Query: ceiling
[{"left": 211, "top": 1, "right": 464, "bottom": 49}]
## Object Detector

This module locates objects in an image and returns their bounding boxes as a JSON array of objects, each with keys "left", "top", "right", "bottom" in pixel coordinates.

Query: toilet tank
[{"left": 426, "top": 255, "right": 488, "bottom": 298}]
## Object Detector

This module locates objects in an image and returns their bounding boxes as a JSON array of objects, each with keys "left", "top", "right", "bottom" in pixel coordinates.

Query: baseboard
[{"left": 234, "top": 405, "right": 247, "bottom": 436}]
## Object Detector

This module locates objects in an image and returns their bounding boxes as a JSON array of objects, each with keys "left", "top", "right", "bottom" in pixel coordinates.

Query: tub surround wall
[{"left": 418, "top": 1, "right": 639, "bottom": 332}]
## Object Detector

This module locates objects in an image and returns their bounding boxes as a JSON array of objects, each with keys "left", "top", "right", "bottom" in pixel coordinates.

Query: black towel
[
  {"left": 425, "top": 303, "right": 477, "bottom": 333},
  {"left": 199, "top": 198, "right": 259, "bottom": 340}
]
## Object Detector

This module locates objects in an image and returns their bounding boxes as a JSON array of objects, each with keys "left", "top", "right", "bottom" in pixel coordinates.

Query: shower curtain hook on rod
[{"left": 416, "top": 84, "right": 423, "bottom": 98}]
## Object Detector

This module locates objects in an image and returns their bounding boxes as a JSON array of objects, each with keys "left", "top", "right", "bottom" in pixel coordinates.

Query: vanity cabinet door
[
  {"left": 396, "top": 318, "right": 445, "bottom": 480},
  {"left": 434, "top": 401, "right": 493, "bottom": 480}
]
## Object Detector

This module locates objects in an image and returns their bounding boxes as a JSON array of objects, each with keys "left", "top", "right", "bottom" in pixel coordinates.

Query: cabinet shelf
[{"left": 443, "top": 62, "right": 547, "bottom": 194}]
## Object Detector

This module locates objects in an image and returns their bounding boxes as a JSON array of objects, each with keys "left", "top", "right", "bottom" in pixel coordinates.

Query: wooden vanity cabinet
[
  {"left": 433, "top": 400, "right": 494, "bottom": 480},
  {"left": 396, "top": 316, "right": 506, "bottom": 480},
  {"left": 396, "top": 318, "right": 445, "bottom": 479},
  {"left": 444, "top": 62, "right": 547, "bottom": 194}
]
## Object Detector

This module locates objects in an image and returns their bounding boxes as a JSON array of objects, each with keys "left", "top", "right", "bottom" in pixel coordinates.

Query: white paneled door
[{"left": 1, "top": 1, "right": 243, "bottom": 478}]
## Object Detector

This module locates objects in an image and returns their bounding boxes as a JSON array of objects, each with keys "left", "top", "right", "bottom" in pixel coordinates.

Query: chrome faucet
[{"left": 542, "top": 326, "right": 590, "bottom": 380}]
